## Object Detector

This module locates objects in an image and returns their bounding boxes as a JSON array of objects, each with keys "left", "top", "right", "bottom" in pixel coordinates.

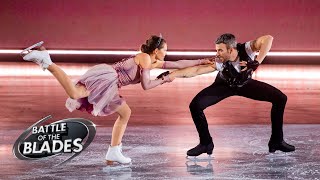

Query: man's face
[{"left": 215, "top": 43, "right": 231, "bottom": 62}]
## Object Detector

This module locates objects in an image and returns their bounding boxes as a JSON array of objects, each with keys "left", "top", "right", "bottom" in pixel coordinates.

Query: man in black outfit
[{"left": 185, "top": 33, "right": 295, "bottom": 157}]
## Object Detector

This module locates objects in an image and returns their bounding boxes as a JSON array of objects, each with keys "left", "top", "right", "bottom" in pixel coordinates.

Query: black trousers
[{"left": 189, "top": 77, "right": 287, "bottom": 145}]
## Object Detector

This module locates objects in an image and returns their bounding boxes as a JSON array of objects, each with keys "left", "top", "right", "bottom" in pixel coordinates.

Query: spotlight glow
[
  {"left": 0, "top": 49, "right": 320, "bottom": 56},
  {"left": 255, "top": 66, "right": 320, "bottom": 79}
]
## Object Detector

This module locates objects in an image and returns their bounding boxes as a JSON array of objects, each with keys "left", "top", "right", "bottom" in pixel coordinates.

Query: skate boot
[
  {"left": 105, "top": 143, "right": 131, "bottom": 165},
  {"left": 21, "top": 41, "right": 52, "bottom": 71},
  {"left": 187, "top": 142, "right": 214, "bottom": 158},
  {"left": 268, "top": 140, "right": 295, "bottom": 153}
]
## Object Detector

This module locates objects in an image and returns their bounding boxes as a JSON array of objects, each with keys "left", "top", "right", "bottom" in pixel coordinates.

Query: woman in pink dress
[{"left": 21, "top": 35, "right": 212, "bottom": 165}]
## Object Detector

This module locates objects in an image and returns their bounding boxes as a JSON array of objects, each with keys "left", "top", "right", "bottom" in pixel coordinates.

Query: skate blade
[
  {"left": 20, "top": 41, "right": 44, "bottom": 57},
  {"left": 106, "top": 160, "right": 132, "bottom": 166},
  {"left": 186, "top": 155, "right": 214, "bottom": 161}
]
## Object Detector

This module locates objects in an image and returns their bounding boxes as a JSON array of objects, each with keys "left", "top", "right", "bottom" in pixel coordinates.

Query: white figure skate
[
  {"left": 21, "top": 41, "right": 52, "bottom": 71},
  {"left": 105, "top": 143, "right": 132, "bottom": 165}
]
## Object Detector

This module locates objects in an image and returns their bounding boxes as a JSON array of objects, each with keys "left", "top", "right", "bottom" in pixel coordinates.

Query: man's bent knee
[{"left": 189, "top": 99, "right": 203, "bottom": 113}]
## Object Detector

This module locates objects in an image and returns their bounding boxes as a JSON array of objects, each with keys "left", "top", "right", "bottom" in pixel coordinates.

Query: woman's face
[{"left": 155, "top": 43, "right": 168, "bottom": 61}]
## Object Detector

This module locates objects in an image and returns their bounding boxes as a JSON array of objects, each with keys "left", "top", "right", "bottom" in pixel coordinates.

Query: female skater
[{"left": 21, "top": 35, "right": 212, "bottom": 165}]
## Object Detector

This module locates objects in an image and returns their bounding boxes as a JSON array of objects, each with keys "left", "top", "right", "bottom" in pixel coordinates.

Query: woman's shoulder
[
  {"left": 134, "top": 53, "right": 152, "bottom": 67},
  {"left": 135, "top": 52, "right": 150, "bottom": 60}
]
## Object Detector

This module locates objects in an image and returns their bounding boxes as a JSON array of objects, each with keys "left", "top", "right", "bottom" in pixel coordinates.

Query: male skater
[{"left": 184, "top": 33, "right": 295, "bottom": 157}]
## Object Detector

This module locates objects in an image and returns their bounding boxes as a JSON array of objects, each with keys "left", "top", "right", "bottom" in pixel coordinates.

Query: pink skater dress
[
  {"left": 65, "top": 57, "right": 143, "bottom": 116},
  {"left": 65, "top": 57, "right": 204, "bottom": 116}
]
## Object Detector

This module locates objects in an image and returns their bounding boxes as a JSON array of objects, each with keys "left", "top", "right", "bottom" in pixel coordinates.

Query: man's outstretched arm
[{"left": 170, "top": 64, "right": 216, "bottom": 78}]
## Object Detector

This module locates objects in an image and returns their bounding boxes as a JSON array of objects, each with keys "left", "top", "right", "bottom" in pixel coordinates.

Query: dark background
[{"left": 1, "top": 0, "right": 319, "bottom": 51}]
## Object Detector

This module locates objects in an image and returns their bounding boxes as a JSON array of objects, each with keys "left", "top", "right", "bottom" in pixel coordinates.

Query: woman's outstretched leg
[
  {"left": 22, "top": 44, "right": 89, "bottom": 99},
  {"left": 105, "top": 102, "right": 132, "bottom": 165},
  {"left": 47, "top": 63, "right": 89, "bottom": 99}
]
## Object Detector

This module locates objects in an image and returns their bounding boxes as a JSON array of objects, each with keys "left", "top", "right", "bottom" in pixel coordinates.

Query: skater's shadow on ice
[
  {"left": 102, "top": 165, "right": 132, "bottom": 179},
  {"left": 185, "top": 158, "right": 214, "bottom": 176}
]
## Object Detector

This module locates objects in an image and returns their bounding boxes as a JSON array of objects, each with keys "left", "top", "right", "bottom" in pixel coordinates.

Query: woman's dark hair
[{"left": 140, "top": 35, "right": 166, "bottom": 54}]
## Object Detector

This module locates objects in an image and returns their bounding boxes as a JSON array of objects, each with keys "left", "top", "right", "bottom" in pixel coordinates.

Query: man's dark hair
[{"left": 215, "top": 33, "right": 237, "bottom": 49}]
